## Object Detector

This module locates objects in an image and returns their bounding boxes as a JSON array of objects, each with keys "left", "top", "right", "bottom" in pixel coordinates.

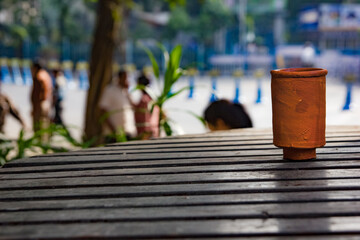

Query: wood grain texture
[
  {"left": 1, "top": 127, "right": 360, "bottom": 239},
  {"left": 1, "top": 217, "right": 360, "bottom": 239}
]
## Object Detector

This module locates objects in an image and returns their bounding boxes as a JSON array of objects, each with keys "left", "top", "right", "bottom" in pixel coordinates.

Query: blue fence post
[
  {"left": 11, "top": 58, "right": 23, "bottom": 85},
  {"left": 342, "top": 83, "right": 352, "bottom": 110},
  {"left": 254, "top": 69, "right": 265, "bottom": 104},
  {"left": 22, "top": 59, "right": 33, "bottom": 85},
  {"left": 62, "top": 60, "right": 75, "bottom": 88},
  {"left": 232, "top": 69, "right": 244, "bottom": 104},
  {"left": 187, "top": 68, "right": 198, "bottom": 99},
  {"left": 342, "top": 74, "right": 356, "bottom": 111},
  {"left": 209, "top": 69, "right": 219, "bottom": 102},
  {"left": 77, "top": 61, "right": 89, "bottom": 90},
  {"left": 0, "top": 58, "right": 12, "bottom": 84},
  {"left": 188, "top": 76, "right": 195, "bottom": 99}
]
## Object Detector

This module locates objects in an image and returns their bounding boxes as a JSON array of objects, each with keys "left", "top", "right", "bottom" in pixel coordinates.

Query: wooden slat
[
  {"left": 1, "top": 157, "right": 360, "bottom": 180},
  {"left": 84, "top": 137, "right": 360, "bottom": 152},
  {"left": 1, "top": 190, "right": 360, "bottom": 212},
  {"left": 1, "top": 178, "right": 360, "bottom": 201},
  {"left": 65, "top": 146, "right": 360, "bottom": 157},
  {"left": 18, "top": 141, "right": 360, "bottom": 156},
  {"left": 0, "top": 169, "right": 359, "bottom": 190},
  {"left": 15, "top": 131, "right": 360, "bottom": 156},
  {"left": 1, "top": 217, "right": 360, "bottom": 239},
  {"left": 4, "top": 144, "right": 360, "bottom": 169},
  {"left": 4, "top": 133, "right": 360, "bottom": 167},
  {"left": 1, "top": 127, "right": 360, "bottom": 239},
  {"left": 114, "top": 129, "right": 360, "bottom": 141},
  {"left": 2, "top": 202, "right": 360, "bottom": 225}
]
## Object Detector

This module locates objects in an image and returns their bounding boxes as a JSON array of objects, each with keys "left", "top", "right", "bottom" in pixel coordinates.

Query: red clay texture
[{"left": 271, "top": 68, "right": 327, "bottom": 160}]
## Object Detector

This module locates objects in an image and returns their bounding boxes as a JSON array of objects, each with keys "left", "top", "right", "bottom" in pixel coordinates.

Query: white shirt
[{"left": 99, "top": 84, "right": 137, "bottom": 137}]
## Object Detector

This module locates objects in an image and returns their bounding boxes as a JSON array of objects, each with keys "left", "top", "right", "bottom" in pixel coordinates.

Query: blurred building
[{"left": 299, "top": 3, "right": 360, "bottom": 52}]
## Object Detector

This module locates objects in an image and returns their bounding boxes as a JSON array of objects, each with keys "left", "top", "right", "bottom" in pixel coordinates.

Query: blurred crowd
[{"left": 1, "top": 60, "right": 255, "bottom": 144}]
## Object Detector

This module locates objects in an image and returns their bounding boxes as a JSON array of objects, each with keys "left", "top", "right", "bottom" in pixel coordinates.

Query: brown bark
[{"left": 84, "top": 0, "right": 121, "bottom": 144}]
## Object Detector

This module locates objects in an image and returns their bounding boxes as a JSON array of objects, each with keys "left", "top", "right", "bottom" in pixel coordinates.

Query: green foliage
[
  {"left": 194, "top": 0, "right": 234, "bottom": 43},
  {"left": 0, "top": 0, "right": 96, "bottom": 56},
  {"left": 106, "top": 130, "right": 128, "bottom": 143},
  {"left": 140, "top": 44, "right": 160, "bottom": 79},
  {"left": 140, "top": 42, "right": 191, "bottom": 136},
  {"left": 165, "top": 0, "right": 186, "bottom": 9},
  {"left": 163, "top": 0, "right": 235, "bottom": 44},
  {"left": 0, "top": 124, "right": 94, "bottom": 166},
  {"left": 163, "top": 6, "right": 190, "bottom": 38},
  {"left": 0, "top": 136, "right": 13, "bottom": 166},
  {"left": 129, "top": 21, "right": 157, "bottom": 40},
  {"left": 98, "top": 109, "right": 131, "bottom": 143}
]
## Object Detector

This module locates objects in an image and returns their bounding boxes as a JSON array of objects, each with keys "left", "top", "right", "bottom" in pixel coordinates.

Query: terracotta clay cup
[{"left": 270, "top": 68, "right": 328, "bottom": 160}]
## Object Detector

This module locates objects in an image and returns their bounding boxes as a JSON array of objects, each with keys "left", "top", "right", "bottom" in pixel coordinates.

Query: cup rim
[{"left": 270, "top": 68, "right": 328, "bottom": 78}]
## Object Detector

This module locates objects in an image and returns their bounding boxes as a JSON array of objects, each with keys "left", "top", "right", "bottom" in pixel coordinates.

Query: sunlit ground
[{"left": 2, "top": 75, "right": 360, "bottom": 140}]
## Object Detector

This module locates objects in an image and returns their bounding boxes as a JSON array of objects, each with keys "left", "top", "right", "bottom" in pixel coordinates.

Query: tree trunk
[{"left": 84, "top": 0, "right": 121, "bottom": 144}]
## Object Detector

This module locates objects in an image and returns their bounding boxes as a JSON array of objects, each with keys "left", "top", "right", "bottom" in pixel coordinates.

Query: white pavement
[{"left": 2, "top": 75, "right": 360, "bottom": 140}]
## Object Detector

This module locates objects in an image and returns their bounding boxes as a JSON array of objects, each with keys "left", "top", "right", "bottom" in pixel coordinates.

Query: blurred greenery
[
  {"left": 0, "top": 0, "right": 95, "bottom": 58},
  {"left": 0, "top": 0, "right": 237, "bottom": 51},
  {"left": 3, "top": 0, "right": 360, "bottom": 58},
  {"left": 139, "top": 42, "right": 188, "bottom": 136},
  {"left": 0, "top": 124, "right": 95, "bottom": 166}
]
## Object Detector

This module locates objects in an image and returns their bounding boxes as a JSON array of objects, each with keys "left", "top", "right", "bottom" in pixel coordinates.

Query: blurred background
[{"left": 1, "top": 0, "right": 360, "bottom": 140}]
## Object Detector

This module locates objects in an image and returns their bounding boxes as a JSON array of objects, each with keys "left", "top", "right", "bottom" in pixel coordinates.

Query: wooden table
[{"left": 1, "top": 126, "right": 360, "bottom": 239}]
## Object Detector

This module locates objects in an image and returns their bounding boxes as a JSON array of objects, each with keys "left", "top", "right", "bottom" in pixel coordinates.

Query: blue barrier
[
  {"left": 233, "top": 77, "right": 241, "bottom": 104},
  {"left": 0, "top": 65, "right": 12, "bottom": 84},
  {"left": 209, "top": 76, "right": 217, "bottom": 102},
  {"left": 342, "top": 83, "right": 353, "bottom": 110},
  {"left": 78, "top": 69, "right": 89, "bottom": 90},
  {"left": 255, "top": 77, "right": 262, "bottom": 104},
  {"left": 187, "top": 76, "right": 195, "bottom": 99},
  {"left": 64, "top": 69, "right": 74, "bottom": 82},
  {"left": 22, "top": 66, "right": 32, "bottom": 85},
  {"left": 11, "top": 63, "right": 23, "bottom": 85}
]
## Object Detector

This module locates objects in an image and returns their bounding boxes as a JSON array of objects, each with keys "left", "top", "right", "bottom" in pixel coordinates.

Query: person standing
[
  {"left": 0, "top": 93, "right": 26, "bottom": 133},
  {"left": 31, "top": 61, "right": 52, "bottom": 134},
  {"left": 99, "top": 70, "right": 136, "bottom": 143},
  {"left": 51, "top": 69, "right": 66, "bottom": 126},
  {"left": 134, "top": 73, "right": 159, "bottom": 139}
]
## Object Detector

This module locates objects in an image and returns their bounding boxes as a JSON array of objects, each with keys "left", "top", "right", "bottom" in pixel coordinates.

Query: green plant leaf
[
  {"left": 184, "top": 110, "right": 206, "bottom": 126},
  {"left": 0, "top": 157, "right": 6, "bottom": 166},
  {"left": 140, "top": 42, "right": 186, "bottom": 138},
  {"left": 156, "top": 42, "right": 169, "bottom": 67},
  {"left": 138, "top": 42, "right": 160, "bottom": 79},
  {"left": 163, "top": 45, "right": 183, "bottom": 96},
  {"left": 163, "top": 70, "right": 172, "bottom": 96},
  {"left": 165, "top": 86, "right": 190, "bottom": 100},
  {"left": 167, "top": 107, "right": 207, "bottom": 127},
  {"left": 133, "top": 84, "right": 158, "bottom": 101},
  {"left": 170, "top": 45, "right": 182, "bottom": 70},
  {"left": 162, "top": 120, "right": 173, "bottom": 136},
  {"left": 172, "top": 68, "right": 184, "bottom": 84}
]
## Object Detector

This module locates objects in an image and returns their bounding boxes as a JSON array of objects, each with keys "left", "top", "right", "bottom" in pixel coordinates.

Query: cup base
[{"left": 283, "top": 147, "right": 316, "bottom": 160}]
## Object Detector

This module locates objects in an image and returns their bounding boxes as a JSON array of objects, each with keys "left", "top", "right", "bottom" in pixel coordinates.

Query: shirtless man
[{"left": 30, "top": 62, "right": 52, "bottom": 133}]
